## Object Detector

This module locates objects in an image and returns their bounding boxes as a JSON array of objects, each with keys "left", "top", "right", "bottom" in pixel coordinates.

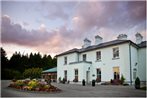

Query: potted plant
[
  {"left": 120, "top": 75, "right": 125, "bottom": 85},
  {"left": 135, "top": 77, "right": 140, "bottom": 89},
  {"left": 92, "top": 80, "right": 96, "bottom": 87},
  {"left": 82, "top": 79, "right": 85, "bottom": 86}
]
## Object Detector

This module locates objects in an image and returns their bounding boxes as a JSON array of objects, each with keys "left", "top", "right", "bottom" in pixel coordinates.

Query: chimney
[
  {"left": 135, "top": 32, "right": 143, "bottom": 44},
  {"left": 82, "top": 38, "right": 91, "bottom": 48},
  {"left": 117, "top": 34, "right": 127, "bottom": 40},
  {"left": 95, "top": 35, "right": 103, "bottom": 45}
]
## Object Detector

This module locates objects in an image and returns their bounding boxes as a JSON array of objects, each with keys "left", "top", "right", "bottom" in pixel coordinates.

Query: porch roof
[{"left": 42, "top": 67, "right": 57, "bottom": 73}]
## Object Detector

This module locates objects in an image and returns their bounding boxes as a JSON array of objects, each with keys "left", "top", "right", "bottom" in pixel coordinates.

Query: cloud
[
  {"left": 37, "top": 1, "right": 78, "bottom": 20},
  {"left": 1, "top": 15, "right": 81, "bottom": 56},
  {"left": 1, "top": 1, "right": 146, "bottom": 57},
  {"left": 72, "top": 1, "right": 146, "bottom": 33},
  {"left": 23, "top": 22, "right": 29, "bottom": 26},
  {"left": 1, "top": 15, "right": 54, "bottom": 46}
]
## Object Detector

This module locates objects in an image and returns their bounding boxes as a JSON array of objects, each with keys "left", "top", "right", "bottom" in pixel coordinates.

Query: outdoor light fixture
[{"left": 88, "top": 67, "right": 90, "bottom": 70}]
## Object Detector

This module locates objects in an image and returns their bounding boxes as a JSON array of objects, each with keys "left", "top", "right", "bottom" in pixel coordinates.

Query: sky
[{"left": 1, "top": 0, "right": 146, "bottom": 59}]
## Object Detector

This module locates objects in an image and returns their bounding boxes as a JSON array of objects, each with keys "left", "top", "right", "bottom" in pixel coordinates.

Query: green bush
[
  {"left": 120, "top": 75, "right": 125, "bottom": 84},
  {"left": 135, "top": 77, "right": 140, "bottom": 89},
  {"left": 16, "top": 80, "right": 24, "bottom": 86},
  {"left": 23, "top": 68, "right": 42, "bottom": 79},
  {"left": 3, "top": 69, "right": 22, "bottom": 79}
]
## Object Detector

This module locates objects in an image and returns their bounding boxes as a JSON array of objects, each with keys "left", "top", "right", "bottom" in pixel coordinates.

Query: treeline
[{"left": 1, "top": 47, "right": 57, "bottom": 80}]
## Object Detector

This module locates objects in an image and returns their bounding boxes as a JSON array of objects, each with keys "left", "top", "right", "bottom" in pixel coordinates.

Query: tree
[
  {"left": 9, "top": 52, "right": 23, "bottom": 71},
  {"left": 1, "top": 47, "right": 57, "bottom": 80},
  {"left": 1, "top": 48, "right": 9, "bottom": 79},
  {"left": 1, "top": 48, "right": 8, "bottom": 68},
  {"left": 23, "top": 68, "right": 42, "bottom": 79}
]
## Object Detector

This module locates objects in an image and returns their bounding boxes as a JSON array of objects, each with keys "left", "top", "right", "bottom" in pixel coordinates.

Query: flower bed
[{"left": 8, "top": 79, "right": 61, "bottom": 92}]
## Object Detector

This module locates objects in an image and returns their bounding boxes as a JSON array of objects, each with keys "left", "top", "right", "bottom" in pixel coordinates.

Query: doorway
[
  {"left": 86, "top": 71, "right": 90, "bottom": 84},
  {"left": 113, "top": 67, "right": 120, "bottom": 80}
]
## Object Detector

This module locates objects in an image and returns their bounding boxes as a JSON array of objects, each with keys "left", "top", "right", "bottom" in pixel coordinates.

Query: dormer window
[
  {"left": 113, "top": 47, "right": 119, "bottom": 59},
  {"left": 83, "top": 54, "right": 86, "bottom": 61},
  {"left": 64, "top": 56, "right": 67, "bottom": 65}
]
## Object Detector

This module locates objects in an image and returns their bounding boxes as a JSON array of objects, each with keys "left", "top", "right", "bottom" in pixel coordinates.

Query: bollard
[
  {"left": 92, "top": 80, "right": 95, "bottom": 87},
  {"left": 82, "top": 79, "right": 85, "bottom": 86}
]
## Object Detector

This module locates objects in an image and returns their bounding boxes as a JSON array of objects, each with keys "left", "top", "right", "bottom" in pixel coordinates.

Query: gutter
[{"left": 129, "top": 42, "right": 132, "bottom": 85}]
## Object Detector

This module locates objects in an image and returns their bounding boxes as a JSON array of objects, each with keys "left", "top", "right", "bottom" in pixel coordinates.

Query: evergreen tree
[{"left": 1, "top": 47, "right": 57, "bottom": 80}]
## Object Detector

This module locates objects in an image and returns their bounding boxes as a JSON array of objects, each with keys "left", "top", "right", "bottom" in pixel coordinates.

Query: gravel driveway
[{"left": 1, "top": 80, "right": 146, "bottom": 97}]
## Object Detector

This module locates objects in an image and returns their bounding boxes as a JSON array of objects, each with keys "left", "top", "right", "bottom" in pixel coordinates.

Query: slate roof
[
  {"left": 56, "top": 40, "right": 146, "bottom": 57},
  {"left": 138, "top": 41, "right": 147, "bottom": 48},
  {"left": 42, "top": 67, "right": 57, "bottom": 73}
]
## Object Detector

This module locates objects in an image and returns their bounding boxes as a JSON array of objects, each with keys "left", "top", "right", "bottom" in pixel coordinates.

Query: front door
[
  {"left": 86, "top": 71, "right": 90, "bottom": 84},
  {"left": 113, "top": 67, "right": 120, "bottom": 80}
]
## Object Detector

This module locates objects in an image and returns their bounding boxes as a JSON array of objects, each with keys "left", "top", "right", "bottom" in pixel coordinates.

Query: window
[
  {"left": 75, "top": 69, "right": 78, "bottom": 81},
  {"left": 96, "top": 51, "right": 101, "bottom": 61},
  {"left": 64, "top": 70, "right": 67, "bottom": 81},
  {"left": 83, "top": 54, "right": 86, "bottom": 61},
  {"left": 113, "top": 47, "right": 119, "bottom": 58},
  {"left": 133, "top": 68, "right": 137, "bottom": 80},
  {"left": 96, "top": 68, "right": 101, "bottom": 82},
  {"left": 64, "top": 57, "right": 67, "bottom": 65}
]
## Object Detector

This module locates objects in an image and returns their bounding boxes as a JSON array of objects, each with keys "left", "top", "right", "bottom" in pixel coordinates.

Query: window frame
[
  {"left": 96, "top": 68, "right": 101, "bottom": 81},
  {"left": 96, "top": 51, "right": 101, "bottom": 61},
  {"left": 64, "top": 56, "right": 67, "bottom": 65},
  {"left": 113, "top": 47, "right": 119, "bottom": 59},
  {"left": 83, "top": 54, "right": 87, "bottom": 61},
  {"left": 75, "top": 69, "right": 78, "bottom": 80}
]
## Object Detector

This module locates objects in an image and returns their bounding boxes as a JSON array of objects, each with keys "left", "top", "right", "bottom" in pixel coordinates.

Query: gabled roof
[
  {"left": 56, "top": 40, "right": 146, "bottom": 57},
  {"left": 42, "top": 67, "right": 57, "bottom": 73},
  {"left": 138, "top": 41, "right": 147, "bottom": 48}
]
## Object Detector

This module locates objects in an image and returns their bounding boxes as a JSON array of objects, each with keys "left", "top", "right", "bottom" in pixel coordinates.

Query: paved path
[{"left": 1, "top": 80, "right": 146, "bottom": 97}]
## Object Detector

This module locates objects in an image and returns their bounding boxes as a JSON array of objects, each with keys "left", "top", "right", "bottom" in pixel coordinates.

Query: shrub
[
  {"left": 62, "top": 78, "right": 66, "bottom": 84},
  {"left": 110, "top": 79, "right": 113, "bottom": 84},
  {"left": 16, "top": 80, "right": 24, "bottom": 87},
  {"left": 28, "top": 80, "right": 38, "bottom": 89},
  {"left": 120, "top": 75, "right": 125, "bottom": 84},
  {"left": 3, "top": 69, "right": 22, "bottom": 79},
  {"left": 23, "top": 68, "right": 42, "bottom": 79},
  {"left": 135, "top": 77, "right": 140, "bottom": 89}
]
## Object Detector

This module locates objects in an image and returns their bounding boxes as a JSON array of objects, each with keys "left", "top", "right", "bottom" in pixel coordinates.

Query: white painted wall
[
  {"left": 78, "top": 43, "right": 131, "bottom": 82},
  {"left": 57, "top": 42, "right": 146, "bottom": 84},
  {"left": 138, "top": 48, "right": 146, "bottom": 81},
  {"left": 57, "top": 53, "right": 79, "bottom": 81},
  {"left": 130, "top": 45, "right": 138, "bottom": 83}
]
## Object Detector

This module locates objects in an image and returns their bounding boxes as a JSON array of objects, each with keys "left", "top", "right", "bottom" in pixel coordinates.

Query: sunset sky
[{"left": 1, "top": 0, "right": 146, "bottom": 59}]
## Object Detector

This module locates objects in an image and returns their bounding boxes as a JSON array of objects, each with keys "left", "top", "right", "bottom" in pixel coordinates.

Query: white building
[{"left": 56, "top": 33, "right": 146, "bottom": 85}]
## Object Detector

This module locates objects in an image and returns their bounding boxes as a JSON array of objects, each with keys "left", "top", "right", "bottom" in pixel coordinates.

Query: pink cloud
[{"left": 1, "top": 1, "right": 146, "bottom": 57}]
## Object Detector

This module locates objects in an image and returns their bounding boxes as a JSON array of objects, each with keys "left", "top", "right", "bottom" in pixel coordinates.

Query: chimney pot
[
  {"left": 95, "top": 35, "right": 103, "bottom": 45},
  {"left": 82, "top": 38, "right": 91, "bottom": 48},
  {"left": 135, "top": 32, "right": 143, "bottom": 44},
  {"left": 117, "top": 34, "right": 127, "bottom": 40}
]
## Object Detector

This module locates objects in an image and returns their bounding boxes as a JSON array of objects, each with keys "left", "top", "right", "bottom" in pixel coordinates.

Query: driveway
[{"left": 1, "top": 80, "right": 146, "bottom": 97}]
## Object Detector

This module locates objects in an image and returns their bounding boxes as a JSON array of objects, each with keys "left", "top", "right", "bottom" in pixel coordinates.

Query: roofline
[
  {"left": 56, "top": 49, "right": 79, "bottom": 57},
  {"left": 79, "top": 40, "right": 139, "bottom": 53},
  {"left": 56, "top": 40, "right": 140, "bottom": 57}
]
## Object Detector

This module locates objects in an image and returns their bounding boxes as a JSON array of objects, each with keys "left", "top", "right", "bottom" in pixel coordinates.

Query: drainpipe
[{"left": 129, "top": 42, "right": 132, "bottom": 85}]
